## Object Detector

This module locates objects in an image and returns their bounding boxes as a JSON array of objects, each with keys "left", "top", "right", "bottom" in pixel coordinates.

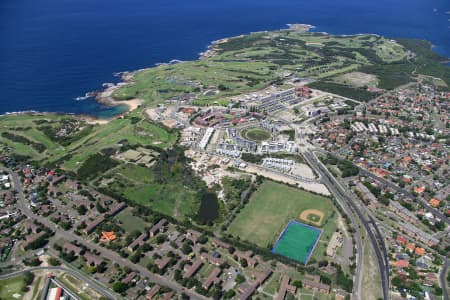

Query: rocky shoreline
[
  {"left": 2, "top": 23, "right": 318, "bottom": 123},
  {"left": 1, "top": 71, "right": 143, "bottom": 125}
]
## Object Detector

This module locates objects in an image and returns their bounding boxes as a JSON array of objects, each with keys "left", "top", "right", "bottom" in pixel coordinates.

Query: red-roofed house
[
  {"left": 415, "top": 247, "right": 425, "bottom": 256},
  {"left": 100, "top": 231, "right": 116, "bottom": 242},
  {"left": 396, "top": 235, "right": 407, "bottom": 246},
  {"left": 414, "top": 187, "right": 425, "bottom": 194},
  {"left": 429, "top": 198, "right": 440, "bottom": 208},
  {"left": 405, "top": 243, "right": 415, "bottom": 252},
  {"left": 394, "top": 260, "right": 409, "bottom": 268}
]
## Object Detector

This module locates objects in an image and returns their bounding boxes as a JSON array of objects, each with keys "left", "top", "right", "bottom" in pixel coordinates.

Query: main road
[
  {"left": 315, "top": 149, "right": 450, "bottom": 226},
  {"left": 313, "top": 150, "right": 450, "bottom": 299},
  {"left": 440, "top": 259, "right": 450, "bottom": 300},
  {"left": 1, "top": 167, "right": 208, "bottom": 300},
  {"left": 0, "top": 266, "right": 118, "bottom": 300},
  {"left": 303, "top": 152, "right": 390, "bottom": 300}
]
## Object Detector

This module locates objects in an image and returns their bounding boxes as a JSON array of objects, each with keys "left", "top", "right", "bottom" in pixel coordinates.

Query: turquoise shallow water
[{"left": 0, "top": 0, "right": 448, "bottom": 117}]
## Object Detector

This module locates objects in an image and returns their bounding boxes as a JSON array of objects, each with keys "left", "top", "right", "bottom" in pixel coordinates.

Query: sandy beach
[
  {"left": 81, "top": 97, "right": 143, "bottom": 124},
  {"left": 0, "top": 72, "right": 144, "bottom": 125},
  {"left": 80, "top": 75, "right": 144, "bottom": 124}
]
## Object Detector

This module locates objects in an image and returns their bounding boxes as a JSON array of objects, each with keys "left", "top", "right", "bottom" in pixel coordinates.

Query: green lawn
[
  {"left": 309, "top": 210, "right": 338, "bottom": 262},
  {"left": 31, "top": 276, "right": 42, "bottom": 299},
  {"left": 139, "top": 256, "right": 153, "bottom": 268},
  {"left": 122, "top": 184, "right": 199, "bottom": 220},
  {"left": 241, "top": 128, "right": 272, "bottom": 142},
  {"left": 227, "top": 180, "right": 336, "bottom": 248},
  {"left": 0, "top": 275, "right": 25, "bottom": 300},
  {"left": 115, "top": 207, "right": 149, "bottom": 232},
  {"left": 361, "top": 232, "right": 383, "bottom": 300},
  {"left": 115, "top": 164, "right": 154, "bottom": 184},
  {"left": 106, "top": 164, "right": 200, "bottom": 222},
  {"left": 263, "top": 272, "right": 281, "bottom": 295},
  {"left": 58, "top": 275, "right": 94, "bottom": 300},
  {"left": 198, "top": 264, "right": 216, "bottom": 280}
]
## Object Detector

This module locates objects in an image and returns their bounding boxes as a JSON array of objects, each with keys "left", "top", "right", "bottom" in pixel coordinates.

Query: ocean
[{"left": 0, "top": 0, "right": 449, "bottom": 117}]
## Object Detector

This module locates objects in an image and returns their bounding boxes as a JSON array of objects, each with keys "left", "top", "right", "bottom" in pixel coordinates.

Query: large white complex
[{"left": 198, "top": 127, "right": 215, "bottom": 150}]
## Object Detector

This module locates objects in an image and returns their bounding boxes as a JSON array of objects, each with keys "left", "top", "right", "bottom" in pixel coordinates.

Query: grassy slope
[
  {"left": 103, "top": 159, "right": 200, "bottom": 221},
  {"left": 227, "top": 180, "right": 335, "bottom": 248},
  {"left": 0, "top": 113, "right": 177, "bottom": 171}
]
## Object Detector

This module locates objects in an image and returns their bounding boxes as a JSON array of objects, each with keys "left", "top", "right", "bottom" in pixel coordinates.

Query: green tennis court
[{"left": 272, "top": 220, "right": 321, "bottom": 264}]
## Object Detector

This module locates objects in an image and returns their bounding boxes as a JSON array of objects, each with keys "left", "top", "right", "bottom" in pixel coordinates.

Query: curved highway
[
  {"left": 303, "top": 151, "right": 390, "bottom": 300},
  {"left": 0, "top": 266, "right": 118, "bottom": 299},
  {"left": 441, "top": 259, "right": 450, "bottom": 300}
]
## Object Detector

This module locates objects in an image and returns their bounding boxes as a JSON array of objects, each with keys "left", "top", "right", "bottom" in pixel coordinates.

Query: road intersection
[{"left": 1, "top": 167, "right": 208, "bottom": 300}]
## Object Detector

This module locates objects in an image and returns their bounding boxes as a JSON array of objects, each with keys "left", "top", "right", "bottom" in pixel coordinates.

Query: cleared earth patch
[{"left": 334, "top": 71, "right": 378, "bottom": 88}]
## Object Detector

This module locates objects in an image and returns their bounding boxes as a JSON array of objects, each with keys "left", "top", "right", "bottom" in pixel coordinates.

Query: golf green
[{"left": 272, "top": 220, "right": 321, "bottom": 264}]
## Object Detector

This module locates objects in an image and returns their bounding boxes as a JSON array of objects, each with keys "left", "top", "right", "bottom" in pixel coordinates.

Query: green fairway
[
  {"left": 61, "top": 118, "right": 177, "bottom": 170},
  {"left": 0, "top": 114, "right": 177, "bottom": 171},
  {"left": 112, "top": 30, "right": 428, "bottom": 106},
  {"left": 272, "top": 221, "right": 321, "bottom": 264},
  {"left": 227, "top": 180, "right": 335, "bottom": 248}
]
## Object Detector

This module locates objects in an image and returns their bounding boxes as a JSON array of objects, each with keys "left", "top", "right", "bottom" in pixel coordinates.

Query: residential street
[{"left": 1, "top": 167, "right": 208, "bottom": 300}]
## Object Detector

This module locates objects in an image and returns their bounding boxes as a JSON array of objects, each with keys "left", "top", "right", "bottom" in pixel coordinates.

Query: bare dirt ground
[
  {"left": 299, "top": 209, "right": 325, "bottom": 226},
  {"left": 291, "top": 163, "right": 316, "bottom": 179},
  {"left": 145, "top": 108, "right": 159, "bottom": 121},
  {"left": 335, "top": 71, "right": 378, "bottom": 88},
  {"left": 244, "top": 164, "right": 330, "bottom": 196},
  {"left": 83, "top": 117, "right": 110, "bottom": 125},
  {"left": 185, "top": 150, "right": 250, "bottom": 188},
  {"left": 162, "top": 119, "right": 176, "bottom": 128},
  {"left": 185, "top": 149, "right": 329, "bottom": 195}
]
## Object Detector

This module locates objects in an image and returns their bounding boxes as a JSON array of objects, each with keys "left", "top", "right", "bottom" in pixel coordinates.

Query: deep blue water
[{"left": 1, "top": 0, "right": 449, "bottom": 117}]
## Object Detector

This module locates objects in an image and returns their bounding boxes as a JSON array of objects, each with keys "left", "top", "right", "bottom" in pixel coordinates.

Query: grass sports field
[
  {"left": 227, "top": 180, "right": 335, "bottom": 248},
  {"left": 272, "top": 220, "right": 321, "bottom": 264},
  {"left": 241, "top": 127, "right": 271, "bottom": 142},
  {"left": 0, "top": 275, "right": 25, "bottom": 300}
]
